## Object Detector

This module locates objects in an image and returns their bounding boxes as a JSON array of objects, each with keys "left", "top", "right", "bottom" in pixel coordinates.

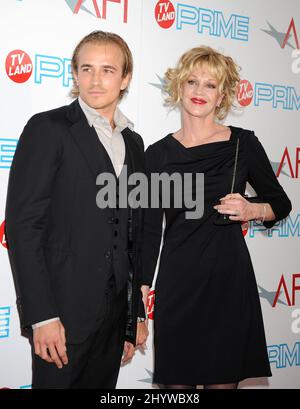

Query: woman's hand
[{"left": 213, "top": 193, "right": 257, "bottom": 222}]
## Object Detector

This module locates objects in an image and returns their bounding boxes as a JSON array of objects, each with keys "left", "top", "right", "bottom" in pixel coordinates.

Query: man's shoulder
[
  {"left": 28, "top": 103, "right": 72, "bottom": 127},
  {"left": 123, "top": 127, "right": 144, "bottom": 153}
]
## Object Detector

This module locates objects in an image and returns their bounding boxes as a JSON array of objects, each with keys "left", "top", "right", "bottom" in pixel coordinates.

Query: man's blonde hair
[{"left": 71, "top": 31, "right": 133, "bottom": 100}]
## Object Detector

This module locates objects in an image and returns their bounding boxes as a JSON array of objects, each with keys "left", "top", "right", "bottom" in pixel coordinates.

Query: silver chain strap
[{"left": 230, "top": 138, "right": 240, "bottom": 194}]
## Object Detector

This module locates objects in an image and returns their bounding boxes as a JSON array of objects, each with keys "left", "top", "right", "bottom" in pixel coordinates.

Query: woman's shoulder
[
  {"left": 145, "top": 134, "right": 173, "bottom": 154},
  {"left": 229, "top": 125, "right": 254, "bottom": 137},
  {"left": 229, "top": 125, "right": 258, "bottom": 144}
]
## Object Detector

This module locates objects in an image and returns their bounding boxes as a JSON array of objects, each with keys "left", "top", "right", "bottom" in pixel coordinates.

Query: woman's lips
[{"left": 191, "top": 98, "right": 207, "bottom": 105}]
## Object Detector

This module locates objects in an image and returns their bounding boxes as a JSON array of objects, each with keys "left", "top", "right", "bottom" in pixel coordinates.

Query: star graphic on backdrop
[
  {"left": 270, "top": 160, "right": 291, "bottom": 178},
  {"left": 138, "top": 369, "right": 153, "bottom": 384},
  {"left": 65, "top": 0, "right": 95, "bottom": 16},
  {"left": 149, "top": 74, "right": 167, "bottom": 91},
  {"left": 258, "top": 285, "right": 287, "bottom": 306},
  {"left": 261, "top": 22, "right": 295, "bottom": 49}
]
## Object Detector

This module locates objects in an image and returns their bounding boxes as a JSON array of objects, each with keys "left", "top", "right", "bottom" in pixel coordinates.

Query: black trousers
[{"left": 31, "top": 275, "right": 128, "bottom": 389}]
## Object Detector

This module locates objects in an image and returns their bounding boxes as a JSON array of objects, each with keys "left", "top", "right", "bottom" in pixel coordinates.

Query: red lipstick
[{"left": 191, "top": 98, "right": 207, "bottom": 105}]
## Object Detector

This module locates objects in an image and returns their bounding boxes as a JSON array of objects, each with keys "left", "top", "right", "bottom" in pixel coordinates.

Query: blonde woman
[{"left": 141, "top": 46, "right": 291, "bottom": 389}]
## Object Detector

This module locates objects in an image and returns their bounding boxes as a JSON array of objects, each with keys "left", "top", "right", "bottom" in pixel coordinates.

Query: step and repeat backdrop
[{"left": 0, "top": 0, "right": 299, "bottom": 389}]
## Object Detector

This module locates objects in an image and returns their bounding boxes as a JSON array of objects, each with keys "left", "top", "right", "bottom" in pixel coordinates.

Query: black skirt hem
[{"left": 153, "top": 371, "right": 272, "bottom": 386}]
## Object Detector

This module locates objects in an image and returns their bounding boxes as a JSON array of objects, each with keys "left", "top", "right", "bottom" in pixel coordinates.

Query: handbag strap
[{"left": 230, "top": 137, "right": 240, "bottom": 194}]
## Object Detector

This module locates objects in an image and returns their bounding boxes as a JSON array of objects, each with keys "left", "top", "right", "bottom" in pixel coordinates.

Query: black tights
[{"left": 162, "top": 383, "right": 238, "bottom": 389}]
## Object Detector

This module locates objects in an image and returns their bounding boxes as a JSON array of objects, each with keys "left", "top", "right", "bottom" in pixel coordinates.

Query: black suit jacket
[{"left": 5, "top": 99, "right": 145, "bottom": 344}]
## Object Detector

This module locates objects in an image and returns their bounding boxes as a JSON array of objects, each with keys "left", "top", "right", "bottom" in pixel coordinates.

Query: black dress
[{"left": 142, "top": 126, "right": 292, "bottom": 385}]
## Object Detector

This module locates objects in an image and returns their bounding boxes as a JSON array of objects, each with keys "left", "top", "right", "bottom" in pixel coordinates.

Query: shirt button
[
  {"left": 113, "top": 245, "right": 117, "bottom": 250},
  {"left": 114, "top": 231, "right": 118, "bottom": 237},
  {"left": 115, "top": 218, "right": 119, "bottom": 224}
]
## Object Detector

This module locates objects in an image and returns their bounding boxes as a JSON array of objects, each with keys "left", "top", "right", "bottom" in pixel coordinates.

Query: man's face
[{"left": 73, "top": 42, "right": 130, "bottom": 119}]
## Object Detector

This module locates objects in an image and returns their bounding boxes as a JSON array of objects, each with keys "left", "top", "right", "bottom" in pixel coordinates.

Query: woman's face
[{"left": 180, "top": 65, "right": 223, "bottom": 120}]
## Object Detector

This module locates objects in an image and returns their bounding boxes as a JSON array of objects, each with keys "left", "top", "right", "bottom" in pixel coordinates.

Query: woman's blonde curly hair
[{"left": 164, "top": 46, "right": 240, "bottom": 120}]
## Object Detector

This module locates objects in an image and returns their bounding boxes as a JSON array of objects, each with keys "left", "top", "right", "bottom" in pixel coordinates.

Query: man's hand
[
  {"left": 33, "top": 320, "right": 68, "bottom": 369},
  {"left": 122, "top": 341, "right": 135, "bottom": 364},
  {"left": 136, "top": 321, "right": 149, "bottom": 351}
]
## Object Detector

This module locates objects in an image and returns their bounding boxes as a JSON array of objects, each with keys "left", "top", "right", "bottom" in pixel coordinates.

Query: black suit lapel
[
  {"left": 70, "top": 118, "right": 106, "bottom": 180},
  {"left": 66, "top": 99, "right": 109, "bottom": 180},
  {"left": 122, "top": 127, "right": 144, "bottom": 175}
]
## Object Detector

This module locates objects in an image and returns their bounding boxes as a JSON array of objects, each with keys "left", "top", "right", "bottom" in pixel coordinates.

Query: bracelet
[{"left": 255, "top": 204, "right": 266, "bottom": 224}]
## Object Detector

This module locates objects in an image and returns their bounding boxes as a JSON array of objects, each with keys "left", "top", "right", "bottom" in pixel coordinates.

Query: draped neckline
[{"left": 168, "top": 125, "right": 234, "bottom": 150}]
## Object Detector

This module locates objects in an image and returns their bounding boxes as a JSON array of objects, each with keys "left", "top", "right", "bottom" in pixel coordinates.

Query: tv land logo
[
  {"left": 241, "top": 222, "right": 249, "bottom": 237},
  {"left": 0, "top": 221, "right": 8, "bottom": 249},
  {"left": 5, "top": 50, "right": 33, "bottom": 83},
  {"left": 154, "top": 0, "right": 250, "bottom": 42},
  {"left": 5, "top": 50, "right": 72, "bottom": 87},
  {"left": 268, "top": 341, "right": 300, "bottom": 369},
  {"left": 147, "top": 289, "right": 155, "bottom": 320},
  {"left": 155, "top": 0, "right": 175, "bottom": 29},
  {"left": 0, "top": 307, "right": 11, "bottom": 339},
  {"left": 236, "top": 80, "right": 253, "bottom": 107},
  {"left": 65, "top": 0, "right": 128, "bottom": 23}
]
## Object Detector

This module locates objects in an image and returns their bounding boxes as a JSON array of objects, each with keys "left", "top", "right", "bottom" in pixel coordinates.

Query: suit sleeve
[
  {"left": 246, "top": 131, "right": 292, "bottom": 229},
  {"left": 141, "top": 144, "right": 164, "bottom": 287},
  {"left": 5, "top": 115, "right": 62, "bottom": 329}
]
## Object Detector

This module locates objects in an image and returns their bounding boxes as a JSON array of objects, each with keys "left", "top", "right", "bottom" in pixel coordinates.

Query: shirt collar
[{"left": 78, "top": 96, "right": 134, "bottom": 132}]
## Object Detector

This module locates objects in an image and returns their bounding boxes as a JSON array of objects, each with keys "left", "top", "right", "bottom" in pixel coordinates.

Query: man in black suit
[{"left": 5, "top": 31, "right": 148, "bottom": 389}]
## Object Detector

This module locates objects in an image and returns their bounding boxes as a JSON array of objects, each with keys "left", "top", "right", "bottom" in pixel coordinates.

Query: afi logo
[
  {"left": 67, "top": 0, "right": 128, "bottom": 23},
  {"left": 282, "top": 18, "right": 299, "bottom": 49},
  {"left": 273, "top": 274, "right": 300, "bottom": 307},
  {"left": 262, "top": 18, "right": 300, "bottom": 49},
  {"left": 276, "top": 147, "right": 300, "bottom": 178}
]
